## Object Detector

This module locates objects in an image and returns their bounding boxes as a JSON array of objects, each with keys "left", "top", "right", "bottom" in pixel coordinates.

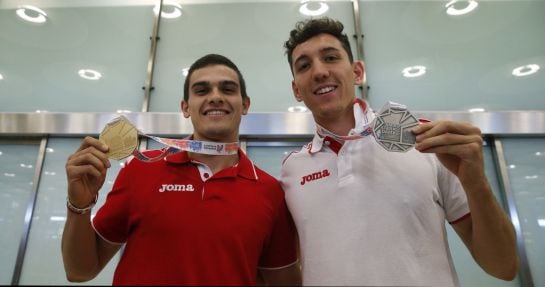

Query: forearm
[
  {"left": 463, "top": 179, "right": 519, "bottom": 280},
  {"left": 61, "top": 211, "right": 100, "bottom": 282}
]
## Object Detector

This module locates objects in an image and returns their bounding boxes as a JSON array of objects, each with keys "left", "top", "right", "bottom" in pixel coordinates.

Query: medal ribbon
[
  {"left": 315, "top": 101, "right": 412, "bottom": 143},
  {"left": 106, "top": 116, "right": 239, "bottom": 162}
]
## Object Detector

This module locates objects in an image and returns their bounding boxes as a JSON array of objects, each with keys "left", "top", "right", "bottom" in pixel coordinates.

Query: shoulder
[
  {"left": 252, "top": 164, "right": 282, "bottom": 189},
  {"left": 281, "top": 142, "right": 312, "bottom": 166}
]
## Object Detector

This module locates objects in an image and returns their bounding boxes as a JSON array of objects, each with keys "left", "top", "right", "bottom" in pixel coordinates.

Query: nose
[
  {"left": 312, "top": 61, "right": 329, "bottom": 82},
  {"left": 208, "top": 87, "right": 224, "bottom": 104}
]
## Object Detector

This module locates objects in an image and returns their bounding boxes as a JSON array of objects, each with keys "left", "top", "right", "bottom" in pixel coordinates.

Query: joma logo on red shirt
[
  {"left": 300, "top": 169, "right": 330, "bottom": 185},
  {"left": 159, "top": 184, "right": 194, "bottom": 192}
]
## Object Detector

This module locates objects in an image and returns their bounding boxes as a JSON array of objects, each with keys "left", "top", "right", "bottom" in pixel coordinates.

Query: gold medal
[{"left": 99, "top": 117, "right": 138, "bottom": 160}]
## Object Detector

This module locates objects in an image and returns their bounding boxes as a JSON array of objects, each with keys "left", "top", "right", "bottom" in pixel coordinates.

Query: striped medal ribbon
[{"left": 98, "top": 115, "right": 238, "bottom": 161}]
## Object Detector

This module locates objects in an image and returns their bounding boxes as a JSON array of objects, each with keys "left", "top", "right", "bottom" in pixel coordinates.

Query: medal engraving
[
  {"left": 373, "top": 104, "right": 419, "bottom": 152},
  {"left": 99, "top": 117, "right": 138, "bottom": 160}
]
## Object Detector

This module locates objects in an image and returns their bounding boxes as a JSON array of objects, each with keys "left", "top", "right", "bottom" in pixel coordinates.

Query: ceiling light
[
  {"left": 538, "top": 219, "right": 545, "bottom": 227},
  {"left": 117, "top": 110, "right": 132, "bottom": 114},
  {"left": 468, "top": 108, "right": 485, "bottom": 113},
  {"left": 20, "top": 163, "right": 33, "bottom": 168},
  {"left": 16, "top": 5, "right": 48, "bottom": 24},
  {"left": 182, "top": 68, "right": 189, "bottom": 77},
  {"left": 35, "top": 110, "right": 48, "bottom": 113},
  {"left": 0, "top": 151, "right": 3, "bottom": 156},
  {"left": 46, "top": 148, "right": 54, "bottom": 153},
  {"left": 0, "top": 73, "right": 4, "bottom": 80},
  {"left": 445, "top": 0, "right": 478, "bottom": 16},
  {"left": 288, "top": 106, "right": 308, "bottom": 113},
  {"left": 508, "top": 164, "right": 516, "bottom": 169},
  {"left": 44, "top": 171, "right": 56, "bottom": 176},
  {"left": 512, "top": 64, "right": 540, "bottom": 77},
  {"left": 525, "top": 175, "right": 538, "bottom": 180},
  {"left": 536, "top": 152, "right": 543, "bottom": 156},
  {"left": 4, "top": 173, "right": 15, "bottom": 177},
  {"left": 78, "top": 69, "right": 102, "bottom": 80},
  {"left": 299, "top": 0, "right": 329, "bottom": 17},
  {"left": 402, "top": 65, "right": 426, "bottom": 78},
  {"left": 154, "top": 1, "right": 182, "bottom": 19}
]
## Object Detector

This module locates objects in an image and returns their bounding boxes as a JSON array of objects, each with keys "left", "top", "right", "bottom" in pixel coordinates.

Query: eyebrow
[
  {"left": 293, "top": 46, "right": 342, "bottom": 67},
  {"left": 191, "top": 80, "right": 239, "bottom": 89}
]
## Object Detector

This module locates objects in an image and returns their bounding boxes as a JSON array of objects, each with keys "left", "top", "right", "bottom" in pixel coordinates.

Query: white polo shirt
[{"left": 280, "top": 101, "right": 470, "bottom": 286}]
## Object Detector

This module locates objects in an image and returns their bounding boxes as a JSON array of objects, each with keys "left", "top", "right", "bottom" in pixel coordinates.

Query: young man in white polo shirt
[{"left": 280, "top": 17, "right": 518, "bottom": 286}]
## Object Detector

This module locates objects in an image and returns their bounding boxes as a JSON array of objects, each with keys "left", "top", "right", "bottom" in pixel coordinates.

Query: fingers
[
  {"left": 412, "top": 120, "right": 482, "bottom": 138},
  {"left": 411, "top": 120, "right": 483, "bottom": 154},
  {"left": 66, "top": 137, "right": 111, "bottom": 180}
]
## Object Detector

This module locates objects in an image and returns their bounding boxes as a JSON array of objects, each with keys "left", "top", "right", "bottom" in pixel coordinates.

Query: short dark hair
[
  {"left": 183, "top": 54, "right": 248, "bottom": 102},
  {"left": 284, "top": 17, "right": 354, "bottom": 73}
]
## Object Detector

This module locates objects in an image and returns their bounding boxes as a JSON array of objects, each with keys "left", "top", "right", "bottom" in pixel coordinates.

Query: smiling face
[
  {"left": 291, "top": 33, "right": 364, "bottom": 128},
  {"left": 182, "top": 64, "right": 250, "bottom": 143}
]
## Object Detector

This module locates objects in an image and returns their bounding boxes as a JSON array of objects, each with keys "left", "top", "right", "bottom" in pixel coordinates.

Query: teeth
[
  {"left": 316, "top": 86, "right": 335, "bottom": 95},
  {"left": 206, "top": 110, "right": 226, "bottom": 116}
]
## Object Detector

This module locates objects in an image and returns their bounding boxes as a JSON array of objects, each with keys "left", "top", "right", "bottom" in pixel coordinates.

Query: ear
[
  {"left": 353, "top": 60, "right": 365, "bottom": 85},
  {"left": 181, "top": 100, "right": 190, "bottom": 118},
  {"left": 242, "top": 96, "right": 251, "bottom": 115},
  {"left": 292, "top": 80, "right": 303, "bottom": 102}
]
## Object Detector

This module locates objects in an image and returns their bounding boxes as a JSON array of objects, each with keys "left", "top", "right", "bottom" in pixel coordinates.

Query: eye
[
  {"left": 296, "top": 62, "right": 310, "bottom": 72},
  {"left": 324, "top": 54, "right": 340, "bottom": 62},
  {"left": 221, "top": 84, "right": 238, "bottom": 94},
  {"left": 193, "top": 87, "right": 209, "bottom": 95}
]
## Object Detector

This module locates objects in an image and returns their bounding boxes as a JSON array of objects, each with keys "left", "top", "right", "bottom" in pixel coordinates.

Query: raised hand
[
  {"left": 65, "top": 136, "right": 111, "bottom": 208},
  {"left": 412, "top": 120, "right": 486, "bottom": 185}
]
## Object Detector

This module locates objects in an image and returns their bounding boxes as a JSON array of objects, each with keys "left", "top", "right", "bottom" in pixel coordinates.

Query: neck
[{"left": 315, "top": 109, "right": 356, "bottom": 137}]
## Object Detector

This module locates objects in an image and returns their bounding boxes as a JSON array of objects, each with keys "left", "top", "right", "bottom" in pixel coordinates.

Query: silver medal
[{"left": 372, "top": 102, "right": 419, "bottom": 152}]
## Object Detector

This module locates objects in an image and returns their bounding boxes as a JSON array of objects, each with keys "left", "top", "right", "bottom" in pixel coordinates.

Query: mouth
[
  {"left": 314, "top": 85, "right": 337, "bottom": 96},
  {"left": 203, "top": 109, "right": 229, "bottom": 116}
]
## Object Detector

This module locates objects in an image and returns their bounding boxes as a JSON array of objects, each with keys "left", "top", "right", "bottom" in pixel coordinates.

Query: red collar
[{"left": 164, "top": 148, "right": 258, "bottom": 181}]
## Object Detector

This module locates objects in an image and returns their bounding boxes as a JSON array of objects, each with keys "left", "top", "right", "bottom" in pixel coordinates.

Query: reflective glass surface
[
  {"left": 502, "top": 138, "right": 545, "bottom": 287},
  {"left": 0, "top": 2, "right": 153, "bottom": 112},
  {"left": 19, "top": 138, "right": 121, "bottom": 285},
  {"left": 0, "top": 141, "right": 39, "bottom": 284},
  {"left": 360, "top": 0, "right": 545, "bottom": 111}
]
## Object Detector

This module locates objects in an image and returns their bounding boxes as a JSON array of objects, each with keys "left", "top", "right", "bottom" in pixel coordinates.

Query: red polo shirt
[{"left": 92, "top": 149, "right": 297, "bottom": 285}]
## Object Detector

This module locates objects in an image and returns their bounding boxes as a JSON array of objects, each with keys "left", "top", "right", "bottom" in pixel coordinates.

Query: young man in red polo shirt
[{"left": 62, "top": 54, "right": 300, "bottom": 285}]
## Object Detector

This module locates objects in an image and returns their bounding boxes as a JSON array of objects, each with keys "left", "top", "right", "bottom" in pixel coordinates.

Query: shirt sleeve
[
  {"left": 92, "top": 160, "right": 133, "bottom": 244},
  {"left": 258, "top": 189, "right": 298, "bottom": 269}
]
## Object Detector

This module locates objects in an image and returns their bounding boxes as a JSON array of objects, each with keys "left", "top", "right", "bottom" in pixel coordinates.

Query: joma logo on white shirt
[{"left": 159, "top": 184, "right": 195, "bottom": 192}]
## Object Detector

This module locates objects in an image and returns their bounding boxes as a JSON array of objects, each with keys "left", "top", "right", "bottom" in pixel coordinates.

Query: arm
[
  {"left": 61, "top": 136, "right": 120, "bottom": 281},
  {"left": 258, "top": 262, "right": 302, "bottom": 286},
  {"left": 413, "top": 121, "right": 519, "bottom": 280}
]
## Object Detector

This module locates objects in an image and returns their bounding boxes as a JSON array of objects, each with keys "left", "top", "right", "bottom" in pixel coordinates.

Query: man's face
[
  {"left": 291, "top": 33, "right": 364, "bottom": 123},
  {"left": 182, "top": 65, "right": 250, "bottom": 142}
]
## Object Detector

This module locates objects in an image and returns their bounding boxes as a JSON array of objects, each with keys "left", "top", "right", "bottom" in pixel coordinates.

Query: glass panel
[
  {"left": 0, "top": 3, "right": 153, "bottom": 112},
  {"left": 359, "top": 0, "right": 545, "bottom": 111},
  {"left": 19, "top": 138, "right": 122, "bottom": 285},
  {"left": 0, "top": 140, "right": 39, "bottom": 284},
  {"left": 446, "top": 141, "right": 521, "bottom": 287},
  {"left": 502, "top": 138, "right": 545, "bottom": 287},
  {"left": 150, "top": 1, "right": 355, "bottom": 113},
  {"left": 246, "top": 140, "right": 310, "bottom": 179}
]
